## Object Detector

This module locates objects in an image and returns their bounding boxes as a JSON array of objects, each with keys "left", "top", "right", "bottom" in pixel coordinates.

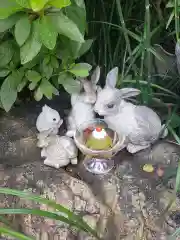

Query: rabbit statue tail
[{"left": 159, "top": 124, "right": 168, "bottom": 139}]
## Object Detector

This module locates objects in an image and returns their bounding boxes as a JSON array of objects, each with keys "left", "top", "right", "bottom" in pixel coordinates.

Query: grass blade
[
  {"left": 0, "top": 188, "right": 99, "bottom": 239},
  {"left": 0, "top": 227, "right": 34, "bottom": 240}
]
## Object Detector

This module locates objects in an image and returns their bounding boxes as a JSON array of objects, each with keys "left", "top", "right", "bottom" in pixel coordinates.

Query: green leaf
[
  {"left": 0, "top": 227, "right": 33, "bottom": 240},
  {"left": 11, "top": 69, "right": 24, "bottom": 88},
  {"left": 0, "top": 69, "right": 10, "bottom": 77},
  {"left": 39, "top": 79, "right": 58, "bottom": 99},
  {"left": 78, "top": 39, "right": 93, "bottom": 58},
  {"left": 30, "top": 0, "right": 48, "bottom": 12},
  {"left": 15, "top": 15, "right": 31, "bottom": 46},
  {"left": 39, "top": 16, "right": 57, "bottom": 50},
  {"left": 50, "top": 56, "right": 59, "bottom": 68},
  {"left": 0, "top": 13, "right": 22, "bottom": 33},
  {"left": 50, "top": 13, "right": 84, "bottom": 43},
  {"left": 168, "top": 113, "right": 180, "bottom": 128},
  {"left": 15, "top": 0, "right": 31, "bottom": 8},
  {"left": 65, "top": 5, "right": 86, "bottom": 34},
  {"left": 26, "top": 70, "right": 42, "bottom": 83},
  {"left": 176, "top": 161, "right": 180, "bottom": 193},
  {"left": 9, "top": 45, "right": 21, "bottom": 69},
  {"left": 58, "top": 72, "right": 69, "bottom": 84},
  {"left": 0, "top": 0, "right": 23, "bottom": 19},
  {"left": 23, "top": 54, "right": 42, "bottom": 69},
  {"left": 69, "top": 63, "right": 92, "bottom": 77},
  {"left": 34, "top": 87, "right": 43, "bottom": 101},
  {"left": 20, "top": 20, "right": 42, "bottom": 64},
  {"left": 0, "top": 41, "right": 14, "bottom": 68},
  {"left": 17, "top": 77, "right": 28, "bottom": 92},
  {"left": 57, "top": 36, "right": 82, "bottom": 60},
  {"left": 28, "top": 82, "right": 37, "bottom": 90},
  {"left": 41, "top": 61, "right": 53, "bottom": 80},
  {"left": 49, "top": 0, "right": 71, "bottom": 8},
  {"left": 0, "top": 187, "right": 100, "bottom": 239},
  {"left": 58, "top": 73, "right": 81, "bottom": 94},
  {"left": 73, "top": 0, "right": 85, "bottom": 8},
  {"left": 0, "top": 74, "right": 18, "bottom": 112}
]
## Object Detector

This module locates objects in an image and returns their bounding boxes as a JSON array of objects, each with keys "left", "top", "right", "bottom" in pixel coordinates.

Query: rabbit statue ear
[
  {"left": 91, "top": 66, "right": 100, "bottom": 86},
  {"left": 105, "top": 67, "right": 118, "bottom": 88},
  {"left": 42, "top": 105, "right": 51, "bottom": 112},
  {"left": 119, "top": 88, "right": 141, "bottom": 99}
]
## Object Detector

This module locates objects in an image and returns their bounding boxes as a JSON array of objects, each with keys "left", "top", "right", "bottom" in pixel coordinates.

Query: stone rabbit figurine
[
  {"left": 37, "top": 132, "right": 78, "bottom": 169},
  {"left": 36, "top": 105, "right": 63, "bottom": 135},
  {"left": 66, "top": 66, "right": 101, "bottom": 137},
  {"left": 94, "top": 67, "right": 168, "bottom": 153}
]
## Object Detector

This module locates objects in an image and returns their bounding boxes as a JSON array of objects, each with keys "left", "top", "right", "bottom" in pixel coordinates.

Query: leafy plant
[
  {"left": 0, "top": 0, "right": 93, "bottom": 111},
  {"left": 0, "top": 187, "right": 100, "bottom": 240}
]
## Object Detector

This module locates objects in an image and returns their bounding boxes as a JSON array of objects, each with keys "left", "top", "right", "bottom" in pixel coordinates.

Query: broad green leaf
[
  {"left": 69, "top": 63, "right": 92, "bottom": 77},
  {"left": 50, "top": 13, "right": 84, "bottom": 43},
  {"left": 58, "top": 72, "right": 70, "bottom": 84},
  {"left": 30, "top": 0, "right": 48, "bottom": 12},
  {"left": 0, "top": 41, "right": 14, "bottom": 68},
  {"left": 29, "top": 82, "right": 37, "bottom": 90},
  {"left": 56, "top": 36, "right": 81, "bottom": 60},
  {"left": 41, "top": 61, "right": 53, "bottom": 80},
  {"left": 0, "top": 13, "right": 22, "bottom": 33},
  {"left": 49, "top": 0, "right": 71, "bottom": 8},
  {"left": 50, "top": 56, "right": 59, "bottom": 68},
  {"left": 17, "top": 77, "right": 28, "bottom": 92},
  {"left": 0, "top": 74, "right": 18, "bottom": 112},
  {"left": 39, "top": 16, "right": 57, "bottom": 50},
  {"left": 0, "top": 1, "right": 23, "bottom": 19},
  {"left": 15, "top": 15, "right": 31, "bottom": 46},
  {"left": 23, "top": 54, "right": 42, "bottom": 69},
  {"left": 34, "top": 87, "right": 43, "bottom": 101},
  {"left": 26, "top": 70, "right": 41, "bottom": 83},
  {"left": 9, "top": 45, "right": 21, "bottom": 68},
  {"left": 39, "top": 79, "right": 58, "bottom": 99},
  {"left": 11, "top": 69, "right": 24, "bottom": 88},
  {"left": 65, "top": 5, "right": 86, "bottom": 34},
  {"left": 16, "top": 0, "right": 31, "bottom": 8},
  {"left": 78, "top": 39, "right": 93, "bottom": 58},
  {"left": 59, "top": 74, "right": 81, "bottom": 94},
  {"left": 20, "top": 20, "right": 42, "bottom": 64},
  {"left": 0, "top": 69, "right": 10, "bottom": 77}
]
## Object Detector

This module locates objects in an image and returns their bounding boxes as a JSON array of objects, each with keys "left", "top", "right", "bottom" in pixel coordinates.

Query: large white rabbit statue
[{"left": 94, "top": 67, "right": 168, "bottom": 153}]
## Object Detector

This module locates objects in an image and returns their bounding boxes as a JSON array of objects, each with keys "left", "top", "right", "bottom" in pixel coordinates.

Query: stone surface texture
[{"left": 0, "top": 96, "right": 180, "bottom": 239}]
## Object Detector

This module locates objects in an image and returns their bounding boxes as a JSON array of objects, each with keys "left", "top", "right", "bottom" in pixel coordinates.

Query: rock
[
  {"left": 0, "top": 145, "right": 180, "bottom": 239},
  {"left": 0, "top": 97, "right": 180, "bottom": 239},
  {"left": 0, "top": 162, "right": 110, "bottom": 240}
]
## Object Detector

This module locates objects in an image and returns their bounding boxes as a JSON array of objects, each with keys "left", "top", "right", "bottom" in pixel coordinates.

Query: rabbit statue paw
[
  {"left": 36, "top": 105, "right": 63, "bottom": 135},
  {"left": 66, "top": 66, "right": 101, "bottom": 138},
  {"left": 38, "top": 134, "right": 78, "bottom": 169},
  {"left": 94, "top": 67, "right": 168, "bottom": 154}
]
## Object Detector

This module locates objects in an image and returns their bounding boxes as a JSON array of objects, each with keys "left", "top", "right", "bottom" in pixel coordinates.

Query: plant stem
[
  {"left": 115, "top": 0, "right": 137, "bottom": 74},
  {"left": 174, "top": 0, "right": 179, "bottom": 41}
]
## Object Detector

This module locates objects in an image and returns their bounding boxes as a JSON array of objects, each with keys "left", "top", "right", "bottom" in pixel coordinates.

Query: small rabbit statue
[
  {"left": 37, "top": 132, "right": 78, "bottom": 169},
  {"left": 94, "top": 67, "right": 168, "bottom": 154},
  {"left": 66, "top": 66, "right": 101, "bottom": 137},
  {"left": 36, "top": 105, "right": 63, "bottom": 135}
]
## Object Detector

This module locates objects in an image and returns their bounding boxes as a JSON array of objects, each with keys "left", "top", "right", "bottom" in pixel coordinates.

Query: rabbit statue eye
[
  {"left": 53, "top": 118, "right": 56, "bottom": 121},
  {"left": 107, "top": 103, "right": 114, "bottom": 109}
]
